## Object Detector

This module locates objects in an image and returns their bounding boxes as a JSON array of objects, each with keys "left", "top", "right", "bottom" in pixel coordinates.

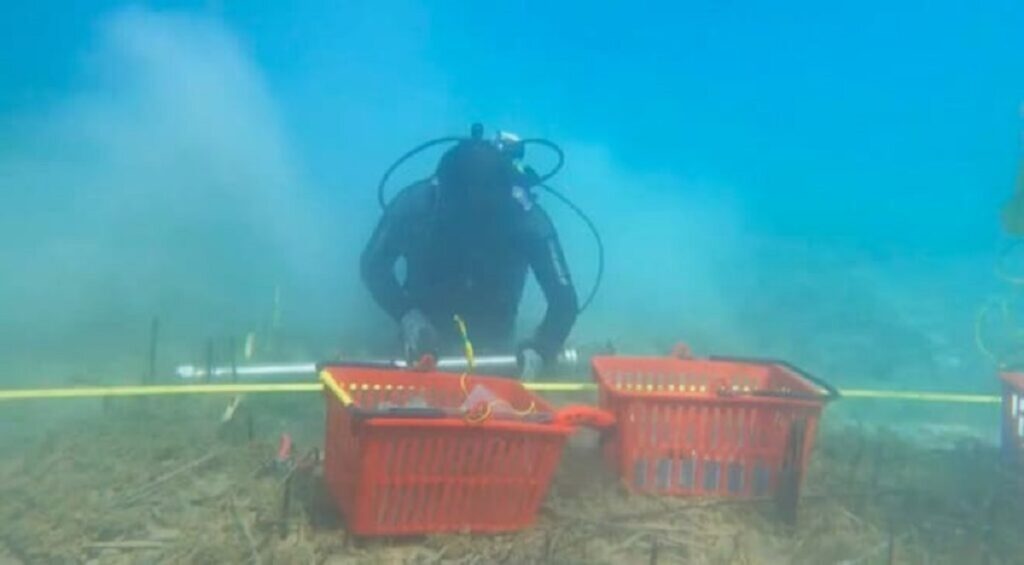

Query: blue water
[
  {"left": 1, "top": 3, "right": 1023, "bottom": 560},
  {"left": 0, "top": 2, "right": 1019, "bottom": 394},
  {"left": 1, "top": 1, "right": 1022, "bottom": 393}
]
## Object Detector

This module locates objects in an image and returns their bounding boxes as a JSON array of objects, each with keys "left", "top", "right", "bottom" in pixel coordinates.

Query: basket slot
[
  {"left": 403, "top": 439, "right": 424, "bottom": 527},
  {"left": 422, "top": 436, "right": 441, "bottom": 527},
  {"left": 753, "top": 463, "right": 772, "bottom": 496},
  {"left": 709, "top": 407, "right": 720, "bottom": 451},
  {"left": 378, "top": 440, "right": 398, "bottom": 528},
  {"left": 727, "top": 462, "right": 743, "bottom": 494},
  {"left": 442, "top": 441, "right": 464, "bottom": 528},
  {"left": 469, "top": 447, "right": 488, "bottom": 527},
  {"left": 680, "top": 458, "right": 695, "bottom": 489},
  {"left": 480, "top": 439, "right": 502, "bottom": 527},
  {"left": 495, "top": 440, "right": 522, "bottom": 527},
  {"left": 654, "top": 458, "right": 667, "bottom": 491},
  {"left": 702, "top": 460, "right": 718, "bottom": 492},
  {"left": 450, "top": 441, "right": 473, "bottom": 524},
  {"left": 434, "top": 439, "right": 456, "bottom": 525},
  {"left": 406, "top": 440, "right": 425, "bottom": 529}
]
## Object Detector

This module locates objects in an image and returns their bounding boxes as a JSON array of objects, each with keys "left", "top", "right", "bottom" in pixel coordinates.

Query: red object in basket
[
  {"left": 592, "top": 348, "right": 836, "bottom": 497},
  {"left": 1000, "top": 372, "right": 1024, "bottom": 466},
  {"left": 320, "top": 364, "right": 573, "bottom": 537},
  {"left": 276, "top": 433, "right": 293, "bottom": 462}
]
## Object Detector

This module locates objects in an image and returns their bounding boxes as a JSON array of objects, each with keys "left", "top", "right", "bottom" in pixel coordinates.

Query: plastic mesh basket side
[
  {"left": 593, "top": 355, "right": 827, "bottom": 497},
  {"left": 321, "top": 367, "right": 572, "bottom": 536}
]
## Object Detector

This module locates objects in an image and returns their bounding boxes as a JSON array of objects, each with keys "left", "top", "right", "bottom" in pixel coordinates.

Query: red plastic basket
[
  {"left": 319, "top": 364, "right": 574, "bottom": 537},
  {"left": 1000, "top": 372, "right": 1024, "bottom": 467},
  {"left": 592, "top": 349, "right": 837, "bottom": 497}
]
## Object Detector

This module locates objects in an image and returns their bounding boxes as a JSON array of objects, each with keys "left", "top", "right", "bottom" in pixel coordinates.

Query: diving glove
[
  {"left": 518, "top": 348, "right": 544, "bottom": 382},
  {"left": 400, "top": 309, "right": 438, "bottom": 362}
]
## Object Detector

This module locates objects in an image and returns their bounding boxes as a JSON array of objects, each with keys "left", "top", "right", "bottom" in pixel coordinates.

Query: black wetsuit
[{"left": 360, "top": 180, "right": 578, "bottom": 362}]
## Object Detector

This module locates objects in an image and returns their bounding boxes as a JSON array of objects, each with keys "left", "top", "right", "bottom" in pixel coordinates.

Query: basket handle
[
  {"left": 708, "top": 355, "right": 841, "bottom": 401},
  {"left": 553, "top": 405, "right": 617, "bottom": 429},
  {"left": 773, "top": 363, "right": 841, "bottom": 401}
]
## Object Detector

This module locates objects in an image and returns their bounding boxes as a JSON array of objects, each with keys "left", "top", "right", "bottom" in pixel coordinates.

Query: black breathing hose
[
  {"left": 539, "top": 183, "right": 604, "bottom": 313},
  {"left": 378, "top": 136, "right": 566, "bottom": 210},
  {"left": 520, "top": 138, "right": 565, "bottom": 184}
]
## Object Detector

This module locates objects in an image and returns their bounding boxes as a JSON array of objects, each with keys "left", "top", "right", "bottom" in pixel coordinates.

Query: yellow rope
[
  {"left": 319, "top": 370, "right": 353, "bottom": 406},
  {"left": 0, "top": 383, "right": 321, "bottom": 401},
  {"left": 840, "top": 389, "right": 1000, "bottom": 404},
  {"left": 453, "top": 315, "right": 475, "bottom": 374},
  {"left": 0, "top": 382, "right": 1004, "bottom": 404},
  {"left": 0, "top": 311, "right": 1009, "bottom": 408},
  {"left": 453, "top": 314, "right": 535, "bottom": 422}
]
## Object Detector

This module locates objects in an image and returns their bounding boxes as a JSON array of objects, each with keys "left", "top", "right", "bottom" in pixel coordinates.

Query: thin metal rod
[
  {"left": 146, "top": 317, "right": 160, "bottom": 385},
  {"left": 229, "top": 337, "right": 238, "bottom": 384},
  {"left": 175, "top": 349, "right": 580, "bottom": 381},
  {"left": 204, "top": 340, "right": 214, "bottom": 384}
]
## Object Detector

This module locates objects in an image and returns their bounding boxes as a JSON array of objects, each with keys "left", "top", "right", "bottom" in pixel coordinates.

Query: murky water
[{"left": 1, "top": 2, "right": 1023, "bottom": 562}]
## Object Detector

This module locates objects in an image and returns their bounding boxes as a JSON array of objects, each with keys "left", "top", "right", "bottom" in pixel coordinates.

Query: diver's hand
[
  {"left": 400, "top": 309, "right": 437, "bottom": 362},
  {"left": 518, "top": 348, "right": 544, "bottom": 382}
]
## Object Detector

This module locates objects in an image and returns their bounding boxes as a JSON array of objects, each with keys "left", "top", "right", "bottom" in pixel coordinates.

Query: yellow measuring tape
[
  {"left": 0, "top": 382, "right": 1002, "bottom": 404},
  {"left": 319, "top": 371, "right": 353, "bottom": 407},
  {"left": 839, "top": 389, "right": 1000, "bottom": 404},
  {"left": 0, "top": 383, "right": 320, "bottom": 401}
]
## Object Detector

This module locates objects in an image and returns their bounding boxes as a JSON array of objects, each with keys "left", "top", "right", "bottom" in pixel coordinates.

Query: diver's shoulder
[{"left": 386, "top": 180, "right": 437, "bottom": 218}]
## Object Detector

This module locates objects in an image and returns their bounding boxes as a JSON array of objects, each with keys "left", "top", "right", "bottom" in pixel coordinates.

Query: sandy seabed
[{"left": 0, "top": 394, "right": 1021, "bottom": 565}]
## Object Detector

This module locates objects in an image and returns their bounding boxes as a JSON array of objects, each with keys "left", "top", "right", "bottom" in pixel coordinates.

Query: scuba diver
[{"left": 361, "top": 126, "right": 585, "bottom": 380}]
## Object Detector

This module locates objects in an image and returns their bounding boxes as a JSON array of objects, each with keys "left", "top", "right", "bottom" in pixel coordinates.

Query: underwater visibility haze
[{"left": 0, "top": 1, "right": 1023, "bottom": 563}]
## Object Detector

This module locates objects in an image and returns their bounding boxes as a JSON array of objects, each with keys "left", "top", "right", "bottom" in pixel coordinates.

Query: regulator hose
[
  {"left": 540, "top": 183, "right": 604, "bottom": 313},
  {"left": 520, "top": 138, "right": 564, "bottom": 184}
]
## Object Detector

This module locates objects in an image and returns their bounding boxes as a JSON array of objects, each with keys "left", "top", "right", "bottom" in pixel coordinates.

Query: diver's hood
[
  {"left": 436, "top": 139, "right": 513, "bottom": 188},
  {"left": 435, "top": 139, "right": 517, "bottom": 212}
]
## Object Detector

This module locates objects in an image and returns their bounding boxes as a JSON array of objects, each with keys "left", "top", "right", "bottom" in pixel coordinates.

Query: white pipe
[
  {"left": 176, "top": 363, "right": 317, "bottom": 380},
  {"left": 175, "top": 349, "right": 580, "bottom": 381}
]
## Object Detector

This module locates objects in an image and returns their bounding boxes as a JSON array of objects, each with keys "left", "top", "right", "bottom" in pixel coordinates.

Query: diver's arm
[
  {"left": 525, "top": 229, "right": 579, "bottom": 362},
  {"left": 360, "top": 207, "right": 413, "bottom": 321}
]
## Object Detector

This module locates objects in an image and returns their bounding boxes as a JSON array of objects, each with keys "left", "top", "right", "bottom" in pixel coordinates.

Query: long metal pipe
[{"left": 175, "top": 348, "right": 580, "bottom": 381}]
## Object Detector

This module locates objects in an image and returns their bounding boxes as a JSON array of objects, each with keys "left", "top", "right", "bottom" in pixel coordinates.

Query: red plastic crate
[
  {"left": 319, "top": 364, "right": 573, "bottom": 537},
  {"left": 592, "top": 350, "right": 837, "bottom": 497},
  {"left": 1000, "top": 372, "right": 1024, "bottom": 466}
]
